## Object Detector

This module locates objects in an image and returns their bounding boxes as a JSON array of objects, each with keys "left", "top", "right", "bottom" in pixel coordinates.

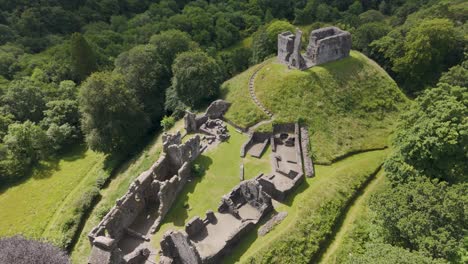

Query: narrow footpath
[{"left": 318, "top": 169, "right": 386, "bottom": 264}]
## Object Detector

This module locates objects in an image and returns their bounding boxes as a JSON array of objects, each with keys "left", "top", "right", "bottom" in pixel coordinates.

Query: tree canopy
[
  {"left": 79, "top": 71, "right": 149, "bottom": 153},
  {"left": 172, "top": 51, "right": 222, "bottom": 108}
]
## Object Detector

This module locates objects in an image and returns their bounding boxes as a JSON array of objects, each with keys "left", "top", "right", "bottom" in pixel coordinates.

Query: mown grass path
[{"left": 318, "top": 169, "right": 386, "bottom": 264}]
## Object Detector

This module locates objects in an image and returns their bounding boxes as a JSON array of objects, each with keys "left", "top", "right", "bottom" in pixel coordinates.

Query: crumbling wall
[
  {"left": 277, "top": 31, "right": 295, "bottom": 64},
  {"left": 305, "top": 26, "right": 351, "bottom": 65},
  {"left": 294, "top": 123, "right": 303, "bottom": 176},
  {"left": 88, "top": 133, "right": 201, "bottom": 264},
  {"left": 160, "top": 180, "right": 272, "bottom": 264},
  {"left": 160, "top": 231, "right": 201, "bottom": 264},
  {"left": 300, "top": 126, "right": 314, "bottom": 177},
  {"left": 278, "top": 26, "right": 351, "bottom": 69},
  {"left": 240, "top": 132, "right": 271, "bottom": 158}
]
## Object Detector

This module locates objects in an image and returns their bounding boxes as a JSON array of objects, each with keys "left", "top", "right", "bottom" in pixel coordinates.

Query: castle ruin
[{"left": 278, "top": 26, "right": 352, "bottom": 70}]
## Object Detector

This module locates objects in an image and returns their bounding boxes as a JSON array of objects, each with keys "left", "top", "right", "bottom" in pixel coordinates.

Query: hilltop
[{"left": 222, "top": 51, "right": 409, "bottom": 164}]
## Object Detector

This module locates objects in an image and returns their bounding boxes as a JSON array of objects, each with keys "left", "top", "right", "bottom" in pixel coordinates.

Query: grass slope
[
  {"left": 150, "top": 125, "right": 271, "bottom": 261},
  {"left": 318, "top": 170, "right": 388, "bottom": 264},
  {"left": 222, "top": 65, "right": 269, "bottom": 128},
  {"left": 224, "top": 149, "right": 388, "bottom": 264},
  {"left": 0, "top": 145, "right": 105, "bottom": 245},
  {"left": 223, "top": 51, "right": 408, "bottom": 163}
]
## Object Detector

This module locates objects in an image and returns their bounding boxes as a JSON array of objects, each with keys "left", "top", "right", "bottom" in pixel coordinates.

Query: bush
[
  {"left": 192, "top": 163, "right": 205, "bottom": 177},
  {"left": 73, "top": 187, "right": 99, "bottom": 214},
  {"left": 161, "top": 115, "right": 175, "bottom": 131},
  {"left": 0, "top": 236, "right": 70, "bottom": 264}
]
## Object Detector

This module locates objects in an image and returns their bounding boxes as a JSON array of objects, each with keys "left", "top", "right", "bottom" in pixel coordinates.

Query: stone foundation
[
  {"left": 88, "top": 133, "right": 201, "bottom": 264},
  {"left": 159, "top": 179, "right": 273, "bottom": 264}
]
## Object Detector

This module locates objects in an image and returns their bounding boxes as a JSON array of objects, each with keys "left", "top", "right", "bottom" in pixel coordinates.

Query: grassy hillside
[
  {"left": 319, "top": 170, "right": 389, "bottom": 264},
  {"left": 223, "top": 51, "right": 409, "bottom": 163},
  {"left": 0, "top": 145, "right": 106, "bottom": 247},
  {"left": 225, "top": 149, "right": 389, "bottom": 263},
  {"left": 222, "top": 65, "right": 269, "bottom": 128}
]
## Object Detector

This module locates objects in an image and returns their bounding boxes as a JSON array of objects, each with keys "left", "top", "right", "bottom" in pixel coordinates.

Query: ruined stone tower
[{"left": 277, "top": 26, "right": 352, "bottom": 70}]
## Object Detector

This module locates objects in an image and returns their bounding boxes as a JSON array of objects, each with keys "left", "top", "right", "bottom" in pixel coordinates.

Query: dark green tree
[
  {"left": 149, "top": 29, "right": 198, "bottom": 74},
  {"left": 70, "top": 32, "right": 97, "bottom": 82},
  {"left": 393, "top": 19, "right": 463, "bottom": 92},
  {"left": 114, "top": 44, "right": 167, "bottom": 125},
  {"left": 439, "top": 60, "right": 468, "bottom": 87},
  {"left": 1, "top": 78, "right": 46, "bottom": 122},
  {"left": 172, "top": 51, "right": 222, "bottom": 108},
  {"left": 353, "top": 22, "right": 390, "bottom": 54},
  {"left": 79, "top": 72, "right": 149, "bottom": 153},
  {"left": 3, "top": 121, "right": 49, "bottom": 168},
  {"left": 346, "top": 243, "right": 446, "bottom": 264},
  {"left": 370, "top": 179, "right": 467, "bottom": 261},
  {"left": 384, "top": 83, "right": 467, "bottom": 183}
]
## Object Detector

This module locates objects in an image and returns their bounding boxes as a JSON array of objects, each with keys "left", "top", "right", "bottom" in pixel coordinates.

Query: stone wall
[
  {"left": 88, "top": 133, "right": 201, "bottom": 264},
  {"left": 278, "top": 26, "right": 351, "bottom": 69},
  {"left": 305, "top": 26, "right": 351, "bottom": 66},
  {"left": 300, "top": 125, "right": 315, "bottom": 177},
  {"left": 184, "top": 100, "right": 230, "bottom": 134},
  {"left": 159, "top": 179, "right": 272, "bottom": 264},
  {"left": 240, "top": 132, "right": 271, "bottom": 158}
]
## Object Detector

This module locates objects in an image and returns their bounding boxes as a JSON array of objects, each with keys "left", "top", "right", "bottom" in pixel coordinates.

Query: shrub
[
  {"left": 192, "top": 163, "right": 205, "bottom": 177},
  {"left": 161, "top": 115, "right": 175, "bottom": 131}
]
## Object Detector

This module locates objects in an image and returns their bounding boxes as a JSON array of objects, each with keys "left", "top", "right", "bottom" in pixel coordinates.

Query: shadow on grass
[
  {"left": 160, "top": 155, "right": 214, "bottom": 228},
  {"left": 0, "top": 143, "right": 88, "bottom": 193}
]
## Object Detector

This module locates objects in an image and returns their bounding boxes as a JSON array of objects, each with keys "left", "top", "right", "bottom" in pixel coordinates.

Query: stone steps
[{"left": 248, "top": 62, "right": 274, "bottom": 118}]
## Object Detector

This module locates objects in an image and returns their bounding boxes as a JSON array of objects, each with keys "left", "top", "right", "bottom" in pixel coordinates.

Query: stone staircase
[{"left": 249, "top": 62, "right": 273, "bottom": 118}]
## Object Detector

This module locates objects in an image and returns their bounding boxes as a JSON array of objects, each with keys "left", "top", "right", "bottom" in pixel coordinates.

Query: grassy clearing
[
  {"left": 0, "top": 145, "right": 106, "bottom": 246},
  {"left": 150, "top": 125, "right": 271, "bottom": 260},
  {"left": 224, "top": 51, "right": 408, "bottom": 164},
  {"left": 221, "top": 64, "right": 269, "bottom": 128},
  {"left": 70, "top": 120, "right": 185, "bottom": 264},
  {"left": 224, "top": 149, "right": 389, "bottom": 264},
  {"left": 319, "top": 170, "right": 388, "bottom": 264}
]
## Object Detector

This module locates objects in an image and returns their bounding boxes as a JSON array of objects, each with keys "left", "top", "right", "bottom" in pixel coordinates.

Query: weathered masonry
[
  {"left": 87, "top": 99, "right": 231, "bottom": 264},
  {"left": 278, "top": 26, "right": 352, "bottom": 70}
]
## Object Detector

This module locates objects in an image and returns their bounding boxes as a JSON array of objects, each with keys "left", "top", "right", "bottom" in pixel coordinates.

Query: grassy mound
[{"left": 223, "top": 51, "right": 408, "bottom": 163}]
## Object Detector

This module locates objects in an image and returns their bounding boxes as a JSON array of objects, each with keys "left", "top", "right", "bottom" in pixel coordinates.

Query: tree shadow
[{"left": 0, "top": 143, "right": 89, "bottom": 193}]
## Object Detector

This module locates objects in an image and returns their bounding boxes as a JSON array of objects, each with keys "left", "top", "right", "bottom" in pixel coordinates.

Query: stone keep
[
  {"left": 277, "top": 26, "right": 352, "bottom": 69},
  {"left": 305, "top": 26, "right": 352, "bottom": 65}
]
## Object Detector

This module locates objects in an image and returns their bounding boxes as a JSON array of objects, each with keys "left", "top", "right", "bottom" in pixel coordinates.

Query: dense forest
[{"left": 0, "top": 0, "right": 466, "bottom": 263}]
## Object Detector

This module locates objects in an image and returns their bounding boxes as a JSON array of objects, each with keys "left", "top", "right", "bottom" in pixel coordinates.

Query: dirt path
[{"left": 318, "top": 169, "right": 386, "bottom": 264}]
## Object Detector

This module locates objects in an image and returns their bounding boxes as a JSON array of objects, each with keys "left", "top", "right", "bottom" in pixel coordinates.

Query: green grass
[
  {"left": 224, "top": 149, "right": 389, "bottom": 264},
  {"left": 150, "top": 125, "right": 272, "bottom": 261},
  {"left": 224, "top": 51, "right": 409, "bottom": 164},
  {"left": 318, "top": 170, "right": 388, "bottom": 264},
  {"left": 0, "top": 145, "right": 106, "bottom": 246},
  {"left": 221, "top": 64, "right": 269, "bottom": 128}
]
